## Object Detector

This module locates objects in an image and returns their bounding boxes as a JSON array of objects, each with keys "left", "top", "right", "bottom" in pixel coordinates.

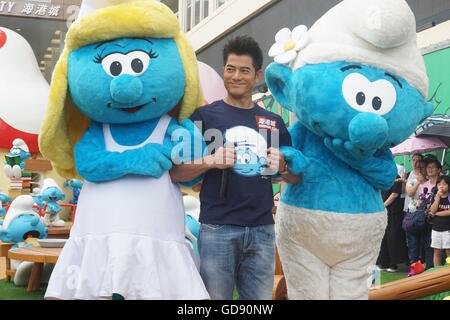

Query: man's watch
[{"left": 279, "top": 162, "right": 289, "bottom": 175}]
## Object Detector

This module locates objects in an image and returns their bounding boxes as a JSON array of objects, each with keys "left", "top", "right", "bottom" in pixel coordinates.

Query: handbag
[{"left": 402, "top": 209, "right": 427, "bottom": 234}]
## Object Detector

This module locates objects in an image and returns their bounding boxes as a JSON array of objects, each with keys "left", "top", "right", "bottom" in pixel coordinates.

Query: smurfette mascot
[
  {"left": 265, "top": 0, "right": 433, "bottom": 299},
  {"left": 39, "top": 0, "right": 209, "bottom": 300}
]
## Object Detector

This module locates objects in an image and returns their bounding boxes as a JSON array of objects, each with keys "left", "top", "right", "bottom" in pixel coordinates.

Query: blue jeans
[
  {"left": 198, "top": 224, "right": 275, "bottom": 300},
  {"left": 406, "top": 223, "right": 433, "bottom": 268}
]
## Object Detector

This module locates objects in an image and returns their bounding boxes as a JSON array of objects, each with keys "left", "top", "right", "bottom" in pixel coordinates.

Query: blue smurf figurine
[
  {"left": 41, "top": 178, "right": 66, "bottom": 227},
  {"left": 265, "top": 0, "right": 432, "bottom": 299},
  {"left": 0, "top": 195, "right": 49, "bottom": 286},
  {"left": 30, "top": 187, "right": 45, "bottom": 212},
  {"left": 3, "top": 138, "right": 31, "bottom": 179},
  {"left": 0, "top": 190, "right": 12, "bottom": 222},
  {"left": 63, "top": 179, "right": 83, "bottom": 205}
]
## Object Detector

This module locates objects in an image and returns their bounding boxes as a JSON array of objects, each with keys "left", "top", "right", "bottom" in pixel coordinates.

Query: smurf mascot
[
  {"left": 265, "top": 0, "right": 432, "bottom": 299},
  {"left": 39, "top": 0, "right": 209, "bottom": 300}
]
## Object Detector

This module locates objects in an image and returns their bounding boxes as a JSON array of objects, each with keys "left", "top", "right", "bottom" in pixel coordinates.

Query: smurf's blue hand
[
  {"left": 324, "top": 137, "right": 396, "bottom": 190},
  {"left": 75, "top": 122, "right": 173, "bottom": 182},
  {"left": 280, "top": 146, "right": 309, "bottom": 174},
  {"left": 324, "top": 137, "right": 377, "bottom": 162},
  {"left": 46, "top": 202, "right": 62, "bottom": 214}
]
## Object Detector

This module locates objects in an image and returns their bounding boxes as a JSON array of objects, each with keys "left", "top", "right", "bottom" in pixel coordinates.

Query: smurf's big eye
[
  {"left": 126, "top": 51, "right": 150, "bottom": 75},
  {"left": 101, "top": 53, "right": 126, "bottom": 77},
  {"left": 110, "top": 61, "right": 122, "bottom": 76},
  {"left": 98, "top": 50, "right": 151, "bottom": 77},
  {"left": 342, "top": 73, "right": 397, "bottom": 116},
  {"left": 242, "top": 154, "right": 251, "bottom": 164}
]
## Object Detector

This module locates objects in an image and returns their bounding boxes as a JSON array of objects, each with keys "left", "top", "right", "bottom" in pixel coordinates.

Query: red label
[{"left": 256, "top": 116, "right": 278, "bottom": 131}]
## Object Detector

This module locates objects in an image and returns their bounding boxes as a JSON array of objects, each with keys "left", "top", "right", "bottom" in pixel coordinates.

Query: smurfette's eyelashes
[{"left": 93, "top": 49, "right": 158, "bottom": 64}]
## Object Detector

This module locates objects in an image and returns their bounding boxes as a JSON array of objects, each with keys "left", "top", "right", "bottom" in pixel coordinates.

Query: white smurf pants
[{"left": 275, "top": 202, "right": 387, "bottom": 300}]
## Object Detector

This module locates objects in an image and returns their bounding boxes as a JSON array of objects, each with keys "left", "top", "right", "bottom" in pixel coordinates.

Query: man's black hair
[{"left": 223, "top": 35, "right": 263, "bottom": 71}]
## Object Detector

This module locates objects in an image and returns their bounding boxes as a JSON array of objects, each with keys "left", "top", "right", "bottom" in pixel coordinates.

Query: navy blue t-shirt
[{"left": 189, "top": 100, "right": 292, "bottom": 227}]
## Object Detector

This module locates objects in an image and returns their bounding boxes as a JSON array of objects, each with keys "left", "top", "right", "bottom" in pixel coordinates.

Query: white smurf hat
[
  {"left": 291, "top": 0, "right": 428, "bottom": 97},
  {"left": 78, "top": 0, "right": 160, "bottom": 19},
  {"left": 183, "top": 195, "right": 200, "bottom": 221},
  {"left": 30, "top": 188, "right": 41, "bottom": 197},
  {"left": 2, "top": 195, "right": 40, "bottom": 229},
  {"left": 41, "top": 178, "right": 62, "bottom": 194},
  {"left": 12, "top": 138, "right": 29, "bottom": 153}
]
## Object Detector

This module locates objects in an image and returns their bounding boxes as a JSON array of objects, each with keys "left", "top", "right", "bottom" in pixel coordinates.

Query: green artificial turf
[
  {"left": 0, "top": 270, "right": 445, "bottom": 300},
  {"left": 0, "top": 279, "right": 45, "bottom": 300},
  {"left": 380, "top": 271, "right": 407, "bottom": 284}
]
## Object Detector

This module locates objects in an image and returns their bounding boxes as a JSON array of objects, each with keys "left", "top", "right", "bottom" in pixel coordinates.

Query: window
[{"left": 180, "top": 0, "right": 230, "bottom": 32}]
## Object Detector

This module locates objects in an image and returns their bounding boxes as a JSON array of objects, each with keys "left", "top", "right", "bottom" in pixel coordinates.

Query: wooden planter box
[{"left": 24, "top": 159, "right": 52, "bottom": 171}]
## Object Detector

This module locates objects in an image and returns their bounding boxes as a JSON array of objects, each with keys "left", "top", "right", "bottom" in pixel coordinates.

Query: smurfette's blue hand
[
  {"left": 138, "top": 143, "right": 173, "bottom": 178},
  {"left": 75, "top": 122, "right": 173, "bottom": 182}
]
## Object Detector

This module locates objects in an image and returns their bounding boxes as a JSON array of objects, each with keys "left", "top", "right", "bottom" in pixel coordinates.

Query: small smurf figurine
[
  {"left": 63, "top": 179, "right": 83, "bottom": 205},
  {"left": 41, "top": 178, "right": 66, "bottom": 227},
  {"left": 3, "top": 138, "right": 31, "bottom": 179},
  {"left": 0, "top": 195, "right": 50, "bottom": 286},
  {"left": 0, "top": 190, "right": 12, "bottom": 222},
  {"left": 30, "top": 187, "right": 45, "bottom": 212}
]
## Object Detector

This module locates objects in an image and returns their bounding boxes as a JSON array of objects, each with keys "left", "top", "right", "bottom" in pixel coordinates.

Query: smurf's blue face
[
  {"left": 0, "top": 214, "right": 47, "bottom": 243},
  {"left": 64, "top": 179, "right": 83, "bottom": 190},
  {"left": 41, "top": 187, "right": 65, "bottom": 203},
  {"left": 266, "top": 61, "right": 433, "bottom": 151},
  {"left": 8, "top": 147, "right": 30, "bottom": 161},
  {"left": 234, "top": 148, "right": 267, "bottom": 176},
  {"left": 68, "top": 38, "right": 186, "bottom": 124}
]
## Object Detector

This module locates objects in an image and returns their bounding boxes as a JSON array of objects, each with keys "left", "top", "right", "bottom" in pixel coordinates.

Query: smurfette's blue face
[
  {"left": 2, "top": 214, "right": 48, "bottom": 243},
  {"left": 68, "top": 38, "right": 186, "bottom": 124},
  {"left": 266, "top": 61, "right": 432, "bottom": 151},
  {"left": 41, "top": 187, "right": 65, "bottom": 203}
]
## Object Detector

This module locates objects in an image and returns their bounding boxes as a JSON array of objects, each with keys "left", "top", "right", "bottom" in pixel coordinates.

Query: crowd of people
[{"left": 377, "top": 153, "right": 450, "bottom": 275}]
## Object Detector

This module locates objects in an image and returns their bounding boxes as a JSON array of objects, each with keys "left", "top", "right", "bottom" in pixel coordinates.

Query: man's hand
[
  {"left": 267, "top": 147, "right": 286, "bottom": 173},
  {"left": 206, "top": 147, "right": 236, "bottom": 169}
]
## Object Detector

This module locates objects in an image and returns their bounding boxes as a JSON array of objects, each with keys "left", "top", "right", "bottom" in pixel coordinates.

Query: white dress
[{"left": 45, "top": 115, "right": 210, "bottom": 300}]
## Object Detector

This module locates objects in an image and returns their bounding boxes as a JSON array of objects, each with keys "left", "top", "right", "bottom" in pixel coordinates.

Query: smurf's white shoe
[
  {"left": 4, "top": 165, "right": 13, "bottom": 178},
  {"left": 51, "top": 219, "right": 65, "bottom": 227},
  {"left": 12, "top": 165, "right": 22, "bottom": 179}
]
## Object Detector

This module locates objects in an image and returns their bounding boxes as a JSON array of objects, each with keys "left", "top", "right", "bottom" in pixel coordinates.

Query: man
[{"left": 170, "top": 35, "right": 300, "bottom": 300}]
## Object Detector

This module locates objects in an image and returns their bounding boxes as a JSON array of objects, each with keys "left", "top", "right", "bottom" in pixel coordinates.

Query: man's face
[{"left": 223, "top": 54, "right": 262, "bottom": 99}]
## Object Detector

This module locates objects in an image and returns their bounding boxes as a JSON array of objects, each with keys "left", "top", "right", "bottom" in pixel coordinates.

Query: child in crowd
[{"left": 428, "top": 175, "right": 450, "bottom": 267}]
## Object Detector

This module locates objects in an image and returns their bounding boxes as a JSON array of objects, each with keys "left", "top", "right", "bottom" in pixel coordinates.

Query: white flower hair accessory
[{"left": 268, "top": 25, "right": 309, "bottom": 67}]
